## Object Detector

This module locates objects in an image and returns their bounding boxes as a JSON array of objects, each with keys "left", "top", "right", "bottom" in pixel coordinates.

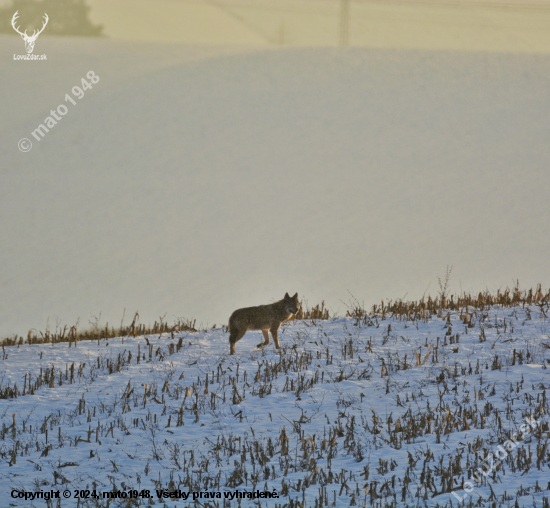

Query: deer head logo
[{"left": 11, "top": 11, "right": 49, "bottom": 54}]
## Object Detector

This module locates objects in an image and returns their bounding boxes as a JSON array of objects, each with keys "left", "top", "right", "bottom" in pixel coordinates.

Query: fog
[{"left": 2, "top": 0, "right": 550, "bottom": 337}]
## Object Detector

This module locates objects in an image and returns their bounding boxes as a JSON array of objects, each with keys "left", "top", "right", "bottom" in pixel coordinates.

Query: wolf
[{"left": 228, "top": 293, "right": 299, "bottom": 355}]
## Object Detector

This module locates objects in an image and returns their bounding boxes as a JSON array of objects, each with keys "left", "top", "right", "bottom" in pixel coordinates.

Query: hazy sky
[{"left": 2, "top": 1, "right": 550, "bottom": 338}]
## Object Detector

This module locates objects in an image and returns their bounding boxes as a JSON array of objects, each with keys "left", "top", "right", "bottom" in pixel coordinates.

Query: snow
[{"left": 1, "top": 303, "right": 549, "bottom": 506}]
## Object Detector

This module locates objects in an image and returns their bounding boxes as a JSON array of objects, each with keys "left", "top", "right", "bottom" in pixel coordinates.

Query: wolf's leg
[
  {"left": 270, "top": 324, "right": 281, "bottom": 349},
  {"left": 229, "top": 328, "right": 246, "bottom": 355},
  {"left": 257, "top": 329, "right": 270, "bottom": 348}
]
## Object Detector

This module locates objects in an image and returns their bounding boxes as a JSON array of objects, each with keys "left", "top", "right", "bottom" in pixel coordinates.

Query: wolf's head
[{"left": 284, "top": 292, "right": 299, "bottom": 315}]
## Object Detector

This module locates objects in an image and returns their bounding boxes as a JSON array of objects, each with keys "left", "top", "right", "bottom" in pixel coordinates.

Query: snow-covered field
[{"left": 1, "top": 301, "right": 549, "bottom": 507}]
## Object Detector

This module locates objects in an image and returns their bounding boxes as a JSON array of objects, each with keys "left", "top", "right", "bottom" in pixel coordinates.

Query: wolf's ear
[
  {"left": 285, "top": 292, "right": 290, "bottom": 299},
  {"left": 293, "top": 293, "right": 298, "bottom": 299}
]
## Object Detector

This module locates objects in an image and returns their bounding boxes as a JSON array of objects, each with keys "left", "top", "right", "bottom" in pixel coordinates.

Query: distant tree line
[{"left": 0, "top": 0, "right": 102, "bottom": 36}]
